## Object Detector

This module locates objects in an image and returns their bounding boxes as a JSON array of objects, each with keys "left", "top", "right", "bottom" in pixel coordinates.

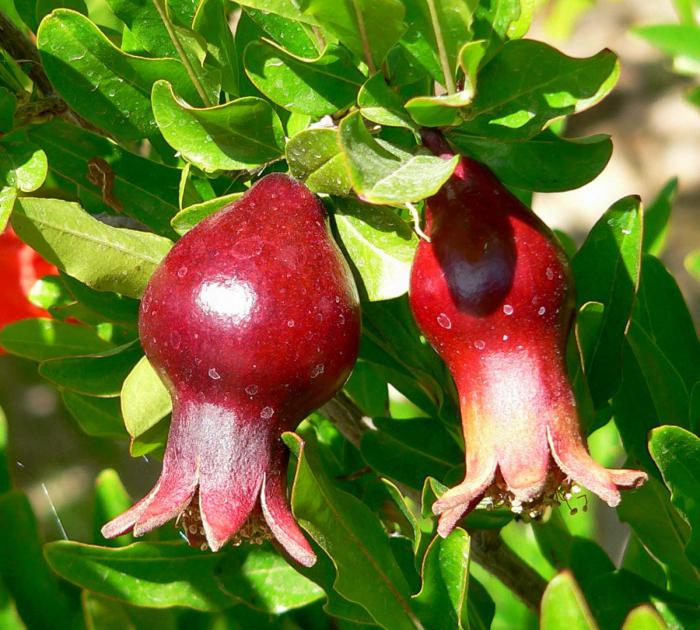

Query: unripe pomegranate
[
  {"left": 102, "top": 174, "right": 361, "bottom": 565},
  {"left": 409, "top": 133, "right": 646, "bottom": 536}
]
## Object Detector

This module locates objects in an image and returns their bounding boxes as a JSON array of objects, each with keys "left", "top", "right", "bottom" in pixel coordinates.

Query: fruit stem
[{"left": 420, "top": 128, "right": 454, "bottom": 158}]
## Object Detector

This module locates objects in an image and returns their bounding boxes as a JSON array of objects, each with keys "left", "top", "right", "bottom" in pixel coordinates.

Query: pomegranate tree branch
[{"left": 324, "top": 389, "right": 546, "bottom": 612}]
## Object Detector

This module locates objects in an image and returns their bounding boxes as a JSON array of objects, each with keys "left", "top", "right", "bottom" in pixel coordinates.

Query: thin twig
[
  {"left": 349, "top": 0, "right": 376, "bottom": 74},
  {"left": 151, "top": 0, "right": 212, "bottom": 107},
  {"left": 320, "top": 391, "right": 546, "bottom": 612}
]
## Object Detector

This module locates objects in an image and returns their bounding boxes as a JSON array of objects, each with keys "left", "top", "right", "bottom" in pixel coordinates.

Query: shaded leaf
[
  {"left": 285, "top": 128, "right": 351, "bottom": 196},
  {"left": 0, "top": 318, "right": 112, "bottom": 361},
  {"left": 93, "top": 469, "right": 133, "bottom": 547},
  {"left": 643, "top": 178, "right": 677, "bottom": 256},
  {"left": 540, "top": 571, "right": 597, "bottom": 630},
  {"left": 61, "top": 391, "right": 127, "bottom": 438},
  {"left": 358, "top": 73, "right": 418, "bottom": 130}
]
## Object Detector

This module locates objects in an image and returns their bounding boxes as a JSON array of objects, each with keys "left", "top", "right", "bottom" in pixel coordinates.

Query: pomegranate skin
[
  {"left": 102, "top": 174, "right": 361, "bottom": 565},
  {"left": 409, "top": 148, "right": 646, "bottom": 536}
]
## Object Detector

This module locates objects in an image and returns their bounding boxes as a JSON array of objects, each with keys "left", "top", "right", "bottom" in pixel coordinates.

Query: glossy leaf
[
  {"left": 649, "top": 426, "right": 700, "bottom": 567},
  {"left": 93, "top": 469, "right": 133, "bottom": 547},
  {"left": 237, "top": 0, "right": 405, "bottom": 69},
  {"left": 339, "top": 111, "right": 458, "bottom": 205},
  {"left": 217, "top": 543, "right": 325, "bottom": 613},
  {"left": 332, "top": 197, "right": 417, "bottom": 301},
  {"left": 456, "top": 40, "right": 619, "bottom": 140},
  {"left": 44, "top": 541, "right": 233, "bottom": 611},
  {"left": 540, "top": 571, "right": 597, "bottom": 630},
  {"left": 285, "top": 128, "right": 351, "bottom": 196},
  {"left": 170, "top": 192, "right": 243, "bottom": 235},
  {"left": 61, "top": 274, "right": 140, "bottom": 327},
  {"left": 121, "top": 355, "right": 172, "bottom": 439},
  {"left": 621, "top": 605, "right": 668, "bottom": 630},
  {"left": 617, "top": 476, "right": 700, "bottom": 600},
  {"left": 12, "top": 197, "right": 172, "bottom": 299},
  {"left": 39, "top": 341, "right": 143, "bottom": 397},
  {"left": 0, "top": 492, "right": 84, "bottom": 629},
  {"left": 61, "top": 392, "right": 127, "bottom": 438},
  {"left": 0, "top": 318, "right": 112, "bottom": 361},
  {"left": 643, "top": 178, "right": 677, "bottom": 255},
  {"left": 361, "top": 417, "right": 461, "bottom": 489},
  {"left": 285, "top": 432, "right": 423, "bottom": 630},
  {"left": 244, "top": 41, "right": 365, "bottom": 116},
  {"left": 37, "top": 10, "right": 202, "bottom": 141},
  {"left": 405, "top": 90, "right": 474, "bottom": 127},
  {"left": 29, "top": 119, "right": 183, "bottom": 238},
  {"left": 412, "top": 529, "right": 474, "bottom": 630},
  {"left": 193, "top": 0, "right": 239, "bottom": 95},
  {"left": 358, "top": 73, "right": 418, "bottom": 130},
  {"left": 447, "top": 129, "right": 613, "bottom": 192},
  {"left": 243, "top": 7, "right": 320, "bottom": 58},
  {"left": 571, "top": 196, "right": 642, "bottom": 407},
  {"left": 152, "top": 80, "right": 285, "bottom": 172}
]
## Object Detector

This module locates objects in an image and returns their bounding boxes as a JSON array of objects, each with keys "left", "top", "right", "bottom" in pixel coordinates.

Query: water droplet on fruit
[
  {"left": 177, "top": 266, "right": 188, "bottom": 278},
  {"left": 287, "top": 319, "right": 295, "bottom": 327},
  {"left": 474, "top": 340, "right": 486, "bottom": 350},
  {"left": 245, "top": 384, "right": 258, "bottom": 396},
  {"left": 437, "top": 313, "right": 452, "bottom": 329},
  {"left": 538, "top": 306, "right": 546, "bottom": 316},
  {"left": 208, "top": 368, "right": 221, "bottom": 380},
  {"left": 260, "top": 406, "right": 274, "bottom": 419},
  {"left": 311, "top": 363, "right": 325, "bottom": 378},
  {"left": 503, "top": 304, "right": 514, "bottom": 315},
  {"left": 546, "top": 267, "right": 554, "bottom": 280},
  {"left": 502, "top": 334, "right": 508, "bottom": 341}
]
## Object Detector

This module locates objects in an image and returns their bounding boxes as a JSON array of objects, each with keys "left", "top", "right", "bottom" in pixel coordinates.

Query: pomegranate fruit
[
  {"left": 409, "top": 133, "right": 646, "bottom": 536},
  {"left": 0, "top": 226, "right": 57, "bottom": 351},
  {"left": 102, "top": 174, "right": 361, "bottom": 565}
]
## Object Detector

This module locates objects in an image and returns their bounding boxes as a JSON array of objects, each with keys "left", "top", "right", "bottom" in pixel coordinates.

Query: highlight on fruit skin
[
  {"left": 101, "top": 174, "right": 361, "bottom": 566},
  {"left": 409, "top": 133, "right": 647, "bottom": 537}
]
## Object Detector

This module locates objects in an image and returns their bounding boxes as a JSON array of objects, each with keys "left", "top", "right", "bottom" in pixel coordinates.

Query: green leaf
[
  {"left": 456, "top": 40, "right": 619, "bottom": 140},
  {"left": 170, "top": 192, "right": 243, "bottom": 234},
  {"left": 0, "top": 86, "right": 16, "bottom": 134},
  {"left": 243, "top": 7, "right": 320, "bottom": 58},
  {"left": 152, "top": 80, "right": 285, "bottom": 172},
  {"left": 61, "top": 273, "right": 140, "bottom": 326},
  {"left": 617, "top": 476, "right": 700, "bottom": 599},
  {"left": 244, "top": 41, "right": 365, "bottom": 116},
  {"left": 634, "top": 24, "right": 700, "bottom": 67},
  {"left": 129, "top": 416, "right": 169, "bottom": 457},
  {"left": 62, "top": 391, "right": 127, "bottom": 438},
  {"left": 83, "top": 592, "right": 179, "bottom": 630},
  {"left": 412, "top": 529, "right": 473, "bottom": 629},
  {"left": 0, "top": 318, "right": 113, "bottom": 361},
  {"left": 361, "top": 417, "right": 461, "bottom": 490},
  {"left": 0, "top": 406, "right": 9, "bottom": 494},
  {"left": 571, "top": 196, "right": 642, "bottom": 407},
  {"left": 39, "top": 341, "right": 143, "bottom": 397},
  {"left": 44, "top": 541, "right": 234, "bottom": 611},
  {"left": 285, "top": 432, "right": 423, "bottom": 630},
  {"left": 193, "top": 0, "right": 239, "bottom": 95},
  {"left": 643, "top": 178, "right": 677, "bottom": 256},
  {"left": 28, "top": 119, "right": 183, "bottom": 238},
  {"left": 446, "top": 128, "right": 612, "bottom": 192},
  {"left": 285, "top": 128, "right": 351, "bottom": 196},
  {"left": 332, "top": 197, "right": 417, "bottom": 301},
  {"left": 400, "top": 0, "right": 475, "bottom": 89},
  {"left": 621, "top": 605, "right": 668, "bottom": 630},
  {"left": 217, "top": 544, "right": 325, "bottom": 613},
  {"left": 0, "top": 492, "right": 84, "bottom": 629},
  {"left": 540, "top": 571, "right": 597, "bottom": 630},
  {"left": 649, "top": 426, "right": 700, "bottom": 567},
  {"left": 12, "top": 197, "right": 172, "bottom": 299},
  {"left": 37, "top": 9, "right": 203, "bottom": 141},
  {"left": 0, "top": 574, "right": 23, "bottom": 630},
  {"left": 27, "top": 276, "right": 72, "bottom": 311},
  {"left": 93, "top": 469, "right": 133, "bottom": 547},
  {"left": 358, "top": 73, "right": 418, "bottom": 130},
  {"left": 405, "top": 90, "right": 474, "bottom": 127},
  {"left": 339, "top": 111, "right": 458, "bottom": 205},
  {"left": 121, "top": 355, "right": 172, "bottom": 439},
  {"left": 0, "top": 132, "right": 48, "bottom": 231},
  {"left": 238, "top": 0, "right": 405, "bottom": 70},
  {"left": 686, "top": 248, "right": 700, "bottom": 281}
]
